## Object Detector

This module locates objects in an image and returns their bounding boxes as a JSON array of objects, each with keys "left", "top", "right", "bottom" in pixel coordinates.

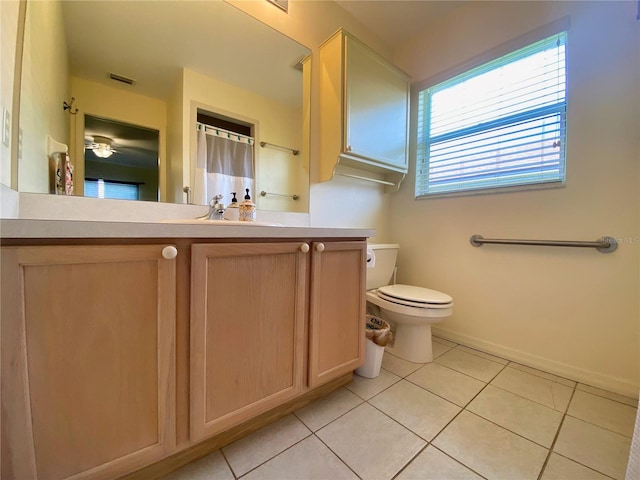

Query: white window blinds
[
  {"left": 416, "top": 31, "right": 567, "bottom": 197},
  {"left": 85, "top": 179, "right": 140, "bottom": 200}
]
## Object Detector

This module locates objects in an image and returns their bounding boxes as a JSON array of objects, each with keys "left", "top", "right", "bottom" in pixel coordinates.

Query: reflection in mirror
[
  {"left": 84, "top": 116, "right": 159, "bottom": 202},
  {"left": 17, "top": 0, "right": 311, "bottom": 213}
]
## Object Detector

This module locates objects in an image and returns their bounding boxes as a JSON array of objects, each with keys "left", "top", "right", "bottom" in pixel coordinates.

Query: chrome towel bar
[
  {"left": 470, "top": 235, "right": 618, "bottom": 253},
  {"left": 260, "top": 190, "right": 299, "bottom": 200},
  {"left": 259, "top": 141, "right": 299, "bottom": 156}
]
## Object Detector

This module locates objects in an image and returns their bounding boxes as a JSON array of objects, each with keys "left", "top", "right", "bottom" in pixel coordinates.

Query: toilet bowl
[{"left": 366, "top": 244, "right": 453, "bottom": 363}]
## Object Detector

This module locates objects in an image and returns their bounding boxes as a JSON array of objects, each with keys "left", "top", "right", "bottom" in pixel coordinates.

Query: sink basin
[{"left": 161, "top": 218, "right": 282, "bottom": 227}]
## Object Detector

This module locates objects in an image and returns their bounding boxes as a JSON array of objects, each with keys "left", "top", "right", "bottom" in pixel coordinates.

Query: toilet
[{"left": 366, "top": 243, "right": 453, "bottom": 363}]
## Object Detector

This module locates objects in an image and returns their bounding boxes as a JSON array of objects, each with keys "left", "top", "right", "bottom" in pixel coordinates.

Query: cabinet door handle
[
  {"left": 300, "top": 243, "right": 310, "bottom": 253},
  {"left": 162, "top": 246, "right": 178, "bottom": 259},
  {"left": 315, "top": 243, "right": 325, "bottom": 253}
]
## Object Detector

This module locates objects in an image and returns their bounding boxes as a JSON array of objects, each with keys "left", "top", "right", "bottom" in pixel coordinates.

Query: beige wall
[
  {"left": 391, "top": 1, "right": 639, "bottom": 396},
  {"left": 69, "top": 77, "right": 167, "bottom": 199},
  {"left": 18, "top": 0, "right": 68, "bottom": 193}
]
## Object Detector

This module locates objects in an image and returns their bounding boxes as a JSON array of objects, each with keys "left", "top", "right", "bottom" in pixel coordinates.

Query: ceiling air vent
[{"left": 108, "top": 73, "right": 136, "bottom": 86}]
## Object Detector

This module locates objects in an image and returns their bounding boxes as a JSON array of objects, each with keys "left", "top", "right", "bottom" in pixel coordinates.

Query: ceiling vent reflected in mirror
[{"left": 108, "top": 72, "right": 136, "bottom": 86}]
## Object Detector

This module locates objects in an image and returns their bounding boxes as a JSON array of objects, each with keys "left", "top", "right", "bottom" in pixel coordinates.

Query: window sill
[{"left": 415, "top": 180, "right": 566, "bottom": 200}]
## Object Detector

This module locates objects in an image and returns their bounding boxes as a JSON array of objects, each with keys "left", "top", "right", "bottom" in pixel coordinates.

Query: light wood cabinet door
[
  {"left": 190, "top": 242, "right": 308, "bottom": 442},
  {"left": 1, "top": 245, "right": 176, "bottom": 480},
  {"left": 344, "top": 35, "right": 410, "bottom": 171},
  {"left": 308, "top": 241, "right": 366, "bottom": 387}
]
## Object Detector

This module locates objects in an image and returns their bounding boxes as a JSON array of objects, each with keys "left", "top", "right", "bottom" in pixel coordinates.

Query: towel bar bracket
[{"left": 470, "top": 235, "right": 618, "bottom": 253}]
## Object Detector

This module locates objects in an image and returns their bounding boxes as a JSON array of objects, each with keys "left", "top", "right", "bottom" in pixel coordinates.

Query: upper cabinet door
[
  {"left": 344, "top": 35, "right": 410, "bottom": 171},
  {"left": 308, "top": 241, "right": 366, "bottom": 388},
  {"left": 1, "top": 244, "right": 177, "bottom": 480}
]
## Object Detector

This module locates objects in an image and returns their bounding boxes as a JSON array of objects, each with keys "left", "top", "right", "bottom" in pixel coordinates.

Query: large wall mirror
[{"left": 18, "top": 0, "right": 311, "bottom": 213}]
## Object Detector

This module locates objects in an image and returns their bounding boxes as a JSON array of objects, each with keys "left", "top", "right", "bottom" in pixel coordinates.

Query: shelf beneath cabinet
[{"left": 332, "top": 155, "right": 407, "bottom": 192}]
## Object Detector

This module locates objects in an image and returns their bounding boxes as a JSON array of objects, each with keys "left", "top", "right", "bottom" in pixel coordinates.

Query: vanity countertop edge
[{"left": 0, "top": 219, "right": 375, "bottom": 240}]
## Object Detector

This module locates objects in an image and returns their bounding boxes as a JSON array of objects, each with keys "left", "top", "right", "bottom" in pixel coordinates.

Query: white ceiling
[
  {"left": 334, "top": 0, "right": 469, "bottom": 48},
  {"left": 61, "top": 1, "right": 310, "bottom": 105}
]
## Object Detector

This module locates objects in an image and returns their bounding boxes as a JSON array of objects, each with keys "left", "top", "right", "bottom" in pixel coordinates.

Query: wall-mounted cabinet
[{"left": 319, "top": 29, "right": 410, "bottom": 191}]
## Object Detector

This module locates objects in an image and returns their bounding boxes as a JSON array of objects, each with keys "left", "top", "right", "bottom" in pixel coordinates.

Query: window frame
[{"left": 413, "top": 18, "right": 570, "bottom": 199}]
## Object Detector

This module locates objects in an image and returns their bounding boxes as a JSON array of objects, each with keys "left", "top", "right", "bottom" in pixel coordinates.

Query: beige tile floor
[{"left": 162, "top": 338, "right": 637, "bottom": 480}]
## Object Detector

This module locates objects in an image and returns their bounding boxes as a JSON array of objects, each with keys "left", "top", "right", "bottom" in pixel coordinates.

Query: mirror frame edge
[{"left": 10, "top": 0, "right": 27, "bottom": 191}]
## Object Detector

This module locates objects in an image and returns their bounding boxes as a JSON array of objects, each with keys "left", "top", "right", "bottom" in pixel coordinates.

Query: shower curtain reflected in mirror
[{"left": 193, "top": 125, "right": 255, "bottom": 205}]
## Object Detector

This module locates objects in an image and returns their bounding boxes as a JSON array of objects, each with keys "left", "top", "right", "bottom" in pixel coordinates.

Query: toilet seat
[{"left": 377, "top": 284, "right": 453, "bottom": 309}]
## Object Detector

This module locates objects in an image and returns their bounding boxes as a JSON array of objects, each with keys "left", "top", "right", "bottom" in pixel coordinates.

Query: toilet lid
[{"left": 377, "top": 284, "right": 453, "bottom": 306}]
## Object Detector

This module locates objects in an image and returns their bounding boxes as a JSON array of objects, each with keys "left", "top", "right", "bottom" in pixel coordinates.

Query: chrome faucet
[
  {"left": 196, "top": 194, "right": 225, "bottom": 220},
  {"left": 207, "top": 194, "right": 225, "bottom": 220}
]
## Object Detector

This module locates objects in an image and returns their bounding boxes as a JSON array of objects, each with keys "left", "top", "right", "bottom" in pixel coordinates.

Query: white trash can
[
  {"left": 355, "top": 338, "right": 386, "bottom": 378},
  {"left": 355, "top": 315, "right": 391, "bottom": 379}
]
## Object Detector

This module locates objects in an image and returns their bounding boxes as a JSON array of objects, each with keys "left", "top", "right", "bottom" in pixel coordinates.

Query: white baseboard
[{"left": 432, "top": 326, "right": 639, "bottom": 399}]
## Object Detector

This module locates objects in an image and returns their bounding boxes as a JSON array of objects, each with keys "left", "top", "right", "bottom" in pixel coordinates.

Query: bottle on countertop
[
  {"left": 223, "top": 192, "right": 240, "bottom": 221},
  {"left": 239, "top": 188, "right": 256, "bottom": 222}
]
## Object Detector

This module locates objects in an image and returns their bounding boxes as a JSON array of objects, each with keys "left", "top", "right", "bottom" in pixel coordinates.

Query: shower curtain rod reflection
[
  {"left": 196, "top": 122, "right": 254, "bottom": 144},
  {"left": 259, "top": 141, "right": 299, "bottom": 156}
]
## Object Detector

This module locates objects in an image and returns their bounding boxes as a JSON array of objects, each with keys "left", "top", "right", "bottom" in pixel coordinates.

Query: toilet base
[{"left": 385, "top": 323, "right": 434, "bottom": 364}]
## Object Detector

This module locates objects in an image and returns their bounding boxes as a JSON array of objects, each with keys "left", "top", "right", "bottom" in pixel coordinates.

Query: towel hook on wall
[{"left": 63, "top": 97, "right": 78, "bottom": 115}]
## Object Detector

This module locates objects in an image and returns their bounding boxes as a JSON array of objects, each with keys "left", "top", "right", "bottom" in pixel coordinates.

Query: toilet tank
[{"left": 366, "top": 244, "right": 399, "bottom": 290}]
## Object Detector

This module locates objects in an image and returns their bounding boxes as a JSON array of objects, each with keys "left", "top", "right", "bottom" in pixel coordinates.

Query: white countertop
[{"left": 0, "top": 218, "right": 375, "bottom": 239}]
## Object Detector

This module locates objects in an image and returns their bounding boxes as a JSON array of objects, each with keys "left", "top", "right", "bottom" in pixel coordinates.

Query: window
[
  {"left": 85, "top": 179, "right": 140, "bottom": 200},
  {"left": 416, "top": 31, "right": 567, "bottom": 197}
]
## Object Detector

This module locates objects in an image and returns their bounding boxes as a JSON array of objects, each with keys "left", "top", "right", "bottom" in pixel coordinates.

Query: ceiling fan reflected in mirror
[{"left": 85, "top": 135, "right": 118, "bottom": 158}]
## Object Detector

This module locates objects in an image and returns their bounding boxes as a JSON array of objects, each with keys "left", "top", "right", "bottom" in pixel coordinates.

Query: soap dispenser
[
  {"left": 239, "top": 188, "right": 256, "bottom": 222},
  {"left": 224, "top": 192, "right": 240, "bottom": 221}
]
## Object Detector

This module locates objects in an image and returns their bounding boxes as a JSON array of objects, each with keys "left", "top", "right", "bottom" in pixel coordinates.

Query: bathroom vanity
[{"left": 0, "top": 219, "right": 371, "bottom": 480}]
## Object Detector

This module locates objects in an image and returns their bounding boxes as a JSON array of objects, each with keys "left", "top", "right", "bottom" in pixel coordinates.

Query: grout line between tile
[
  {"left": 425, "top": 371, "right": 496, "bottom": 452},
  {"left": 294, "top": 394, "right": 364, "bottom": 433},
  {"left": 550, "top": 451, "right": 619, "bottom": 480},
  {"left": 465, "top": 405, "right": 560, "bottom": 450},
  {"left": 389, "top": 442, "right": 431, "bottom": 480},
  {"left": 574, "top": 385, "right": 640, "bottom": 409},
  {"left": 401, "top": 359, "right": 501, "bottom": 409},
  {"left": 433, "top": 354, "right": 507, "bottom": 384},
  {"left": 487, "top": 382, "right": 570, "bottom": 414},
  {"left": 346, "top": 372, "right": 403, "bottom": 402},
  {"left": 452, "top": 344, "right": 510, "bottom": 365},
  {"left": 563, "top": 411, "right": 636, "bottom": 440},
  {"left": 233, "top": 431, "right": 313, "bottom": 479},
  {"left": 536, "top": 385, "right": 577, "bottom": 480},
  {"left": 507, "top": 360, "right": 577, "bottom": 387},
  {"left": 420, "top": 357, "right": 501, "bottom": 384},
  {"left": 432, "top": 444, "right": 490, "bottom": 480},
  {"left": 218, "top": 449, "right": 237, "bottom": 479},
  {"left": 311, "top": 432, "right": 363, "bottom": 480},
  {"left": 365, "top": 394, "right": 438, "bottom": 443}
]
